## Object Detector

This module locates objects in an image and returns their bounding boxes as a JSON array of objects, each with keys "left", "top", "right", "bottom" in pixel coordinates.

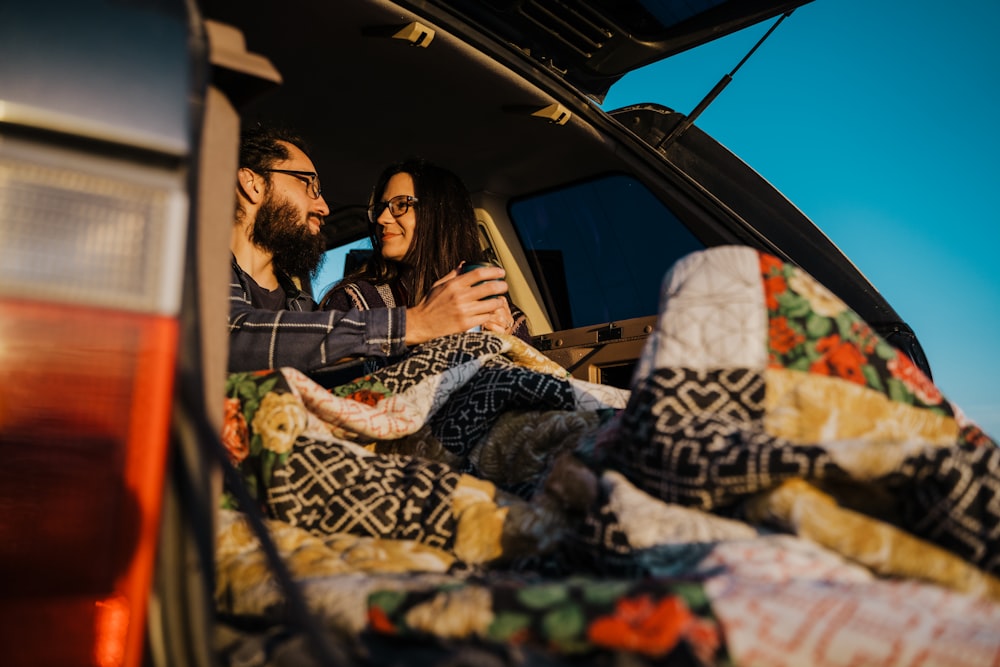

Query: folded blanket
[
  {"left": 217, "top": 245, "right": 1000, "bottom": 666},
  {"left": 222, "top": 331, "right": 629, "bottom": 565},
  {"left": 601, "top": 245, "right": 1000, "bottom": 577}
]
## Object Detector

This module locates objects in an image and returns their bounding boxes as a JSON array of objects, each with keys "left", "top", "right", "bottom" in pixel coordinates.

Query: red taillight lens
[
  {"left": 0, "top": 135, "right": 188, "bottom": 667},
  {"left": 0, "top": 300, "right": 178, "bottom": 667}
]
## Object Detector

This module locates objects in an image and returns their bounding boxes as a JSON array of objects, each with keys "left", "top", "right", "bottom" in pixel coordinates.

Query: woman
[{"left": 321, "top": 158, "right": 532, "bottom": 342}]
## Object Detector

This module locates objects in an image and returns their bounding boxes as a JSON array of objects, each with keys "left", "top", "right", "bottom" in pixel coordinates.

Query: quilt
[{"left": 216, "top": 245, "right": 1000, "bottom": 667}]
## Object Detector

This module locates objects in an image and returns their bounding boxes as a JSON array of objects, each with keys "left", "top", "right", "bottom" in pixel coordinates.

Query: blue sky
[{"left": 602, "top": 0, "right": 1000, "bottom": 436}]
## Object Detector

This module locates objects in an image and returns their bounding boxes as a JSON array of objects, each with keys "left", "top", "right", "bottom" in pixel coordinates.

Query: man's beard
[{"left": 251, "top": 195, "right": 326, "bottom": 279}]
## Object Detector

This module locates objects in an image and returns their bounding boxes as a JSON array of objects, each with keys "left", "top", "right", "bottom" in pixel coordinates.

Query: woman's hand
[{"left": 481, "top": 296, "right": 516, "bottom": 335}]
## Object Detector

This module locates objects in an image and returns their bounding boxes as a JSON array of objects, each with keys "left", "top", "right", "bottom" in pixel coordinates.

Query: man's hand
[{"left": 404, "top": 265, "right": 508, "bottom": 344}]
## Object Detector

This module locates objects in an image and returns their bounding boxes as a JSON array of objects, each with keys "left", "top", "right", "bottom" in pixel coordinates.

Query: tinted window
[{"left": 510, "top": 174, "right": 703, "bottom": 329}]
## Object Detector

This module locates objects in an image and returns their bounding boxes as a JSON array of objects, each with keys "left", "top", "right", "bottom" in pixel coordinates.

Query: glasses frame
[
  {"left": 261, "top": 168, "right": 322, "bottom": 199},
  {"left": 368, "top": 195, "right": 419, "bottom": 224}
]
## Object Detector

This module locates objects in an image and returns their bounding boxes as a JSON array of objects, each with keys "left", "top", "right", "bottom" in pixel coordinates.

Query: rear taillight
[{"left": 0, "top": 136, "right": 187, "bottom": 667}]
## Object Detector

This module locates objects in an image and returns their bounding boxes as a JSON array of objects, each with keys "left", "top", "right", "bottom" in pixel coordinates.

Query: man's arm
[{"left": 227, "top": 265, "right": 406, "bottom": 373}]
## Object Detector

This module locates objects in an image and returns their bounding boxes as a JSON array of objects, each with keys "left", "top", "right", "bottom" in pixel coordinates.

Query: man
[{"left": 228, "top": 124, "right": 508, "bottom": 373}]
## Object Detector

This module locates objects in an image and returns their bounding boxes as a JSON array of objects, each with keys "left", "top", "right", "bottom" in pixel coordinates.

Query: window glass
[
  {"left": 509, "top": 174, "right": 703, "bottom": 329},
  {"left": 313, "top": 237, "right": 372, "bottom": 301}
]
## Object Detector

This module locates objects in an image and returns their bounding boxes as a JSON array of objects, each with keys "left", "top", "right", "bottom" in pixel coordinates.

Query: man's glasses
[
  {"left": 261, "top": 169, "right": 322, "bottom": 199},
  {"left": 368, "top": 195, "right": 419, "bottom": 223}
]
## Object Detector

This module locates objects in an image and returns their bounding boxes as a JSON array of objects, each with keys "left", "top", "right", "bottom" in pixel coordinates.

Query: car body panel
[
  {"left": 421, "top": 0, "right": 815, "bottom": 100},
  {"left": 0, "top": 0, "right": 193, "bottom": 155}
]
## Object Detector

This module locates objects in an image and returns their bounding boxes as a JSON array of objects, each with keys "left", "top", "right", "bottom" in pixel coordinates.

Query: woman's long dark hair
[{"left": 323, "top": 158, "right": 484, "bottom": 307}]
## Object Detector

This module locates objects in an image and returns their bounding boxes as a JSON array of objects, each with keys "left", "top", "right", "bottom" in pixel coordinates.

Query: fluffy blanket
[{"left": 216, "top": 246, "right": 1000, "bottom": 667}]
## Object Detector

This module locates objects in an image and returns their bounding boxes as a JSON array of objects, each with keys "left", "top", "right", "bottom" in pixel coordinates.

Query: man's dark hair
[
  {"left": 239, "top": 122, "right": 311, "bottom": 178},
  {"left": 236, "top": 122, "right": 312, "bottom": 224},
  {"left": 237, "top": 123, "right": 324, "bottom": 278}
]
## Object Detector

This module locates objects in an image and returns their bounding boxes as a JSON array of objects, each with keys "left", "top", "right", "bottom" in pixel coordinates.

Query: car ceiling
[{"left": 198, "top": 0, "right": 625, "bottom": 232}]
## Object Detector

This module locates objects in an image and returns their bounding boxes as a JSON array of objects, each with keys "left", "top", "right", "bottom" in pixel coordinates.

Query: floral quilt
[{"left": 216, "top": 245, "right": 1000, "bottom": 667}]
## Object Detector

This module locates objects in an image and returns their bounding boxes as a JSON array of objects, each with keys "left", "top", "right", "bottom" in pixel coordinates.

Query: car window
[
  {"left": 314, "top": 237, "right": 373, "bottom": 301},
  {"left": 509, "top": 174, "right": 704, "bottom": 330}
]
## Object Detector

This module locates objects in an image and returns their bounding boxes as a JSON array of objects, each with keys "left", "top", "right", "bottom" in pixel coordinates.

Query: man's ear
[{"left": 237, "top": 167, "right": 265, "bottom": 204}]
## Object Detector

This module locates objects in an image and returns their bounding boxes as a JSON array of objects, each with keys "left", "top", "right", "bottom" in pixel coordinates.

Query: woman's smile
[{"left": 376, "top": 172, "right": 417, "bottom": 261}]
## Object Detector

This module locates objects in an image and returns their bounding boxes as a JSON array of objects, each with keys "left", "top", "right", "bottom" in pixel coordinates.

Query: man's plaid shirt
[{"left": 228, "top": 258, "right": 406, "bottom": 373}]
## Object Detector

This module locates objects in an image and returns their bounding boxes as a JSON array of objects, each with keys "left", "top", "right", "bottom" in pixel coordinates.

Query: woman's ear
[{"left": 237, "top": 167, "right": 264, "bottom": 204}]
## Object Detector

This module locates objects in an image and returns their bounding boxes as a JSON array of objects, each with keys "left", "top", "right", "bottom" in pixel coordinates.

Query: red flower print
[
  {"left": 809, "top": 335, "right": 868, "bottom": 385},
  {"left": 763, "top": 274, "right": 788, "bottom": 311},
  {"left": 759, "top": 252, "right": 784, "bottom": 277},
  {"left": 347, "top": 388, "right": 386, "bottom": 406},
  {"left": 587, "top": 595, "right": 693, "bottom": 657},
  {"left": 221, "top": 397, "right": 250, "bottom": 464},
  {"left": 848, "top": 320, "right": 879, "bottom": 355},
  {"left": 769, "top": 316, "right": 805, "bottom": 356},
  {"left": 887, "top": 350, "right": 942, "bottom": 405},
  {"left": 960, "top": 423, "right": 996, "bottom": 448},
  {"left": 685, "top": 618, "right": 722, "bottom": 665},
  {"left": 368, "top": 606, "right": 396, "bottom": 634}
]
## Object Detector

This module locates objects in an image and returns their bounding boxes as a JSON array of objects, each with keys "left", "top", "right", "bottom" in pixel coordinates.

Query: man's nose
[{"left": 315, "top": 195, "right": 330, "bottom": 217}]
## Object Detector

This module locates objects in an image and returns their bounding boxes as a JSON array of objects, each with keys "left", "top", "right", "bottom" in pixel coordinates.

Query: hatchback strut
[{"left": 657, "top": 10, "right": 794, "bottom": 151}]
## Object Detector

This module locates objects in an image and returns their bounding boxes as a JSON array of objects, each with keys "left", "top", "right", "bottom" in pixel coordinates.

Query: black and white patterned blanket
[{"left": 217, "top": 246, "right": 1000, "bottom": 667}]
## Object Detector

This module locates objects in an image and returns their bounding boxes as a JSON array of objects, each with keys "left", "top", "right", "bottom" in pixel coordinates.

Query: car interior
[{"left": 197, "top": 0, "right": 928, "bottom": 391}]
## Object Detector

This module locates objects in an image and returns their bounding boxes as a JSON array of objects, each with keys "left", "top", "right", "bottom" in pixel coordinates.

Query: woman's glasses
[
  {"left": 368, "top": 195, "right": 418, "bottom": 223},
  {"left": 261, "top": 169, "right": 322, "bottom": 199}
]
